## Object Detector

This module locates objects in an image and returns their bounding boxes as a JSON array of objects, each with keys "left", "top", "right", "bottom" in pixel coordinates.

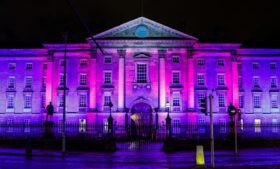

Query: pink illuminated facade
[{"left": 1, "top": 17, "right": 280, "bottom": 127}]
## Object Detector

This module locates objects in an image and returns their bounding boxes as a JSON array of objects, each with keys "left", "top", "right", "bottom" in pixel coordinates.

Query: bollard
[{"left": 196, "top": 145, "right": 205, "bottom": 166}]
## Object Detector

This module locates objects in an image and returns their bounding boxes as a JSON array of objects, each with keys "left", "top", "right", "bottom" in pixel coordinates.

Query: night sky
[{"left": 0, "top": 0, "right": 280, "bottom": 48}]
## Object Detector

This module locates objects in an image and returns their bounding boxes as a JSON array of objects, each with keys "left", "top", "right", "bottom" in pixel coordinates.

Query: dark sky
[{"left": 0, "top": 0, "right": 280, "bottom": 48}]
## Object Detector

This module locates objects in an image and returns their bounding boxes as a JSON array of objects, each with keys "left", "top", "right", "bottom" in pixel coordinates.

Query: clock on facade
[{"left": 135, "top": 25, "right": 149, "bottom": 38}]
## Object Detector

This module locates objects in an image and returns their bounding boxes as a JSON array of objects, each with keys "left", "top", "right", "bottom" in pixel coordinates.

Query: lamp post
[
  {"left": 107, "top": 100, "right": 114, "bottom": 139},
  {"left": 165, "top": 101, "right": 171, "bottom": 139},
  {"left": 62, "top": 32, "right": 68, "bottom": 155},
  {"left": 228, "top": 103, "right": 238, "bottom": 154},
  {"left": 209, "top": 94, "right": 214, "bottom": 168}
]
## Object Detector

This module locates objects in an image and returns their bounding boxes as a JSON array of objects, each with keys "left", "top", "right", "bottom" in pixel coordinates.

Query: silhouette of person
[{"left": 46, "top": 102, "right": 54, "bottom": 121}]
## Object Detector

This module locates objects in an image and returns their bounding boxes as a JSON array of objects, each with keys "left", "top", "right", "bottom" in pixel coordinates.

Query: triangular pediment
[{"left": 93, "top": 17, "right": 198, "bottom": 40}]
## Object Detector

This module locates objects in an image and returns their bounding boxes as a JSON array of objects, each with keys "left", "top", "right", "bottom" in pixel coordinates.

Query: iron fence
[{"left": 0, "top": 122, "right": 280, "bottom": 140}]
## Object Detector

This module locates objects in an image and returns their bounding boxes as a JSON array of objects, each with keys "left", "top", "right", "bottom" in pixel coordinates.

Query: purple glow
[{"left": 0, "top": 17, "right": 279, "bottom": 129}]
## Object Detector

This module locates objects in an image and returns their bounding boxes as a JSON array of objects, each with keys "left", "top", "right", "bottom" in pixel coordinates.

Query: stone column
[
  {"left": 89, "top": 49, "right": 97, "bottom": 111},
  {"left": 231, "top": 54, "right": 239, "bottom": 107},
  {"left": 45, "top": 52, "right": 53, "bottom": 107},
  {"left": 118, "top": 49, "right": 126, "bottom": 111},
  {"left": 187, "top": 51, "right": 195, "bottom": 110},
  {"left": 158, "top": 49, "right": 166, "bottom": 110}
]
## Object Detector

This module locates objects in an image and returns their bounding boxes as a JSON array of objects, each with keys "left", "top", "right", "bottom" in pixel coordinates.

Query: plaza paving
[{"left": 1, "top": 144, "right": 280, "bottom": 169}]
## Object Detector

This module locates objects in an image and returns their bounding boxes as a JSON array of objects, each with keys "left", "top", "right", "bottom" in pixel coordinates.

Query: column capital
[
  {"left": 158, "top": 49, "right": 167, "bottom": 58},
  {"left": 90, "top": 48, "right": 97, "bottom": 59},
  {"left": 230, "top": 50, "right": 238, "bottom": 62},
  {"left": 117, "top": 48, "right": 126, "bottom": 58},
  {"left": 47, "top": 51, "right": 54, "bottom": 61},
  {"left": 187, "top": 48, "right": 195, "bottom": 59}
]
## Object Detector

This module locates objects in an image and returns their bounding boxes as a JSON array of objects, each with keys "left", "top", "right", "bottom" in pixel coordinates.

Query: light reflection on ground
[{"left": 0, "top": 143, "right": 280, "bottom": 169}]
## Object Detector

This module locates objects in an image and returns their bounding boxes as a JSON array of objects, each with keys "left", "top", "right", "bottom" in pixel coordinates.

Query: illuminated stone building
[{"left": 0, "top": 17, "right": 280, "bottom": 128}]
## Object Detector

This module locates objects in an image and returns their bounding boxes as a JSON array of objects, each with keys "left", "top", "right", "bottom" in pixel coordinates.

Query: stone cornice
[
  {"left": 0, "top": 49, "right": 48, "bottom": 56},
  {"left": 194, "top": 43, "right": 241, "bottom": 51},
  {"left": 43, "top": 43, "right": 90, "bottom": 51},
  {"left": 88, "top": 39, "right": 196, "bottom": 48}
]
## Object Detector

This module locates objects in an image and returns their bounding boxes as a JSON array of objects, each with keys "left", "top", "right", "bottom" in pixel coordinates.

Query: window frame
[
  {"left": 104, "top": 71, "right": 112, "bottom": 84},
  {"left": 217, "top": 74, "right": 225, "bottom": 86},
  {"left": 104, "top": 56, "right": 112, "bottom": 64},
  {"left": 26, "top": 63, "right": 33, "bottom": 70},
  {"left": 135, "top": 63, "right": 148, "bottom": 83},
  {"left": 197, "top": 73, "right": 205, "bottom": 86},
  {"left": 79, "top": 73, "right": 88, "bottom": 86},
  {"left": 172, "top": 71, "right": 180, "bottom": 84}
]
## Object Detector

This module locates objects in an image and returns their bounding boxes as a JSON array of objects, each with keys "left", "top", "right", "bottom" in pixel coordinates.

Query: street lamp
[
  {"left": 165, "top": 100, "right": 172, "bottom": 139},
  {"left": 107, "top": 100, "right": 114, "bottom": 138},
  {"left": 228, "top": 103, "right": 238, "bottom": 154}
]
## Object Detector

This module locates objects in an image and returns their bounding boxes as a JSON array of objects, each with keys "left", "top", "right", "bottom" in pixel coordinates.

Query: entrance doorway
[{"left": 130, "top": 102, "right": 153, "bottom": 139}]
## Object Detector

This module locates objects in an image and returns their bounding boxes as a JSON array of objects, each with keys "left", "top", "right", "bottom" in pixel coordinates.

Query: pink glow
[
  {"left": 45, "top": 62, "right": 53, "bottom": 107},
  {"left": 89, "top": 58, "right": 96, "bottom": 109},
  {"left": 159, "top": 57, "right": 166, "bottom": 109},
  {"left": 118, "top": 57, "right": 125, "bottom": 110},
  {"left": 231, "top": 61, "right": 239, "bottom": 107},
  {"left": 187, "top": 57, "right": 195, "bottom": 108}
]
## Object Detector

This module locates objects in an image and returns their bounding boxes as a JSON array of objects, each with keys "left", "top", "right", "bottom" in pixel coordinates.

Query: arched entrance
[{"left": 129, "top": 102, "right": 153, "bottom": 139}]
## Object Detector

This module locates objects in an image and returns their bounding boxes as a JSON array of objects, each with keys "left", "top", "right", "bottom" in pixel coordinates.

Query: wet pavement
[{"left": 1, "top": 143, "right": 280, "bottom": 169}]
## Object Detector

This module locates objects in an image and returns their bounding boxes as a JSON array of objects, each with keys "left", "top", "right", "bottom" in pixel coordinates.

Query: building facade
[{"left": 0, "top": 17, "right": 280, "bottom": 128}]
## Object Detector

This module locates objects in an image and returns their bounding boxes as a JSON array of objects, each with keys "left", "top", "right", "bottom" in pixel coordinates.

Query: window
[
  {"left": 136, "top": 64, "right": 147, "bottom": 83},
  {"left": 79, "top": 94, "right": 87, "bottom": 108},
  {"left": 198, "top": 93, "right": 206, "bottom": 107},
  {"left": 104, "top": 92, "right": 111, "bottom": 106},
  {"left": 197, "top": 74, "right": 205, "bottom": 86},
  {"left": 58, "top": 95, "right": 64, "bottom": 108},
  {"left": 24, "top": 119, "right": 30, "bottom": 133},
  {"left": 271, "top": 76, "right": 278, "bottom": 88},
  {"left": 8, "top": 76, "right": 15, "bottom": 89},
  {"left": 198, "top": 119, "right": 206, "bottom": 133},
  {"left": 172, "top": 55, "right": 180, "bottom": 63},
  {"left": 104, "top": 71, "right": 112, "bottom": 84},
  {"left": 60, "top": 59, "right": 66, "bottom": 66},
  {"left": 7, "top": 119, "right": 14, "bottom": 133},
  {"left": 197, "top": 59, "right": 205, "bottom": 66},
  {"left": 238, "top": 76, "right": 242, "bottom": 88},
  {"left": 41, "top": 94, "right": 46, "bottom": 108},
  {"left": 43, "top": 63, "right": 48, "bottom": 70},
  {"left": 79, "top": 74, "right": 87, "bottom": 86},
  {"left": 42, "top": 77, "right": 46, "bottom": 90},
  {"left": 7, "top": 95, "right": 14, "bottom": 109},
  {"left": 79, "top": 119, "right": 86, "bottom": 133},
  {"left": 9, "top": 63, "right": 16, "bottom": 70},
  {"left": 80, "top": 59, "right": 87, "bottom": 67},
  {"left": 253, "top": 95, "right": 261, "bottom": 108},
  {"left": 59, "top": 73, "right": 66, "bottom": 86},
  {"left": 218, "top": 94, "right": 225, "bottom": 108},
  {"left": 104, "top": 56, "right": 112, "bottom": 64},
  {"left": 270, "top": 63, "right": 277, "bottom": 70},
  {"left": 271, "top": 94, "right": 278, "bottom": 108},
  {"left": 26, "top": 63, "right": 33, "bottom": 70},
  {"left": 239, "top": 95, "right": 244, "bottom": 108},
  {"left": 217, "top": 74, "right": 225, "bottom": 86},
  {"left": 25, "top": 76, "right": 32, "bottom": 88},
  {"left": 24, "top": 95, "right": 32, "bottom": 109},
  {"left": 253, "top": 76, "right": 260, "bottom": 88},
  {"left": 252, "top": 62, "right": 259, "bottom": 70},
  {"left": 172, "top": 92, "right": 181, "bottom": 111},
  {"left": 172, "top": 71, "right": 180, "bottom": 84},
  {"left": 217, "top": 59, "right": 225, "bottom": 66},
  {"left": 272, "top": 119, "right": 278, "bottom": 133},
  {"left": 219, "top": 120, "right": 227, "bottom": 133},
  {"left": 254, "top": 119, "right": 261, "bottom": 133},
  {"left": 238, "top": 64, "right": 242, "bottom": 74}
]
